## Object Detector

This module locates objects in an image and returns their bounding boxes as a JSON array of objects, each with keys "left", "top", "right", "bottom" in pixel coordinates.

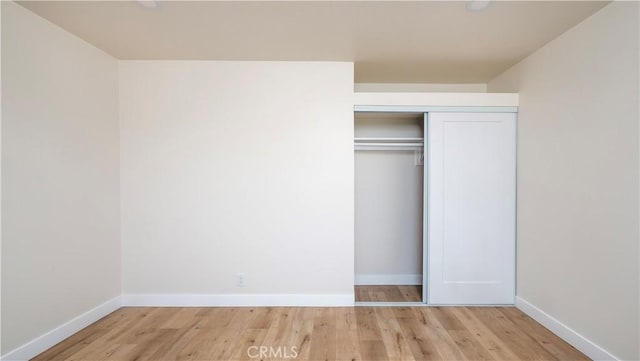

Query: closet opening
[{"left": 354, "top": 111, "right": 426, "bottom": 305}]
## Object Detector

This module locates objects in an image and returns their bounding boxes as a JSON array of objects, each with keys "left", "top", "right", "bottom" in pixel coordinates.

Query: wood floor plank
[
  {"left": 354, "top": 285, "right": 422, "bottom": 302},
  {"left": 128, "top": 329, "right": 180, "bottom": 361},
  {"left": 176, "top": 325, "right": 223, "bottom": 360},
  {"left": 417, "top": 308, "right": 466, "bottom": 361},
  {"left": 358, "top": 341, "right": 388, "bottom": 361},
  {"left": 335, "top": 308, "right": 362, "bottom": 361},
  {"left": 448, "top": 329, "right": 496, "bottom": 361},
  {"left": 382, "top": 286, "right": 405, "bottom": 301},
  {"left": 262, "top": 308, "right": 297, "bottom": 347},
  {"left": 90, "top": 344, "right": 138, "bottom": 361},
  {"left": 230, "top": 328, "right": 269, "bottom": 361},
  {"left": 152, "top": 317, "right": 202, "bottom": 361},
  {"left": 284, "top": 307, "right": 315, "bottom": 361},
  {"left": 397, "top": 286, "right": 422, "bottom": 302},
  {"left": 108, "top": 308, "right": 177, "bottom": 345},
  {"left": 392, "top": 306, "right": 417, "bottom": 319},
  {"left": 449, "top": 307, "right": 523, "bottom": 361},
  {"left": 176, "top": 308, "right": 243, "bottom": 361},
  {"left": 355, "top": 307, "right": 384, "bottom": 341},
  {"left": 204, "top": 308, "right": 256, "bottom": 361},
  {"left": 395, "top": 316, "right": 444, "bottom": 360},
  {"left": 373, "top": 307, "right": 415, "bottom": 361},
  {"left": 308, "top": 308, "right": 337, "bottom": 361},
  {"left": 161, "top": 308, "right": 203, "bottom": 329},
  {"left": 29, "top": 306, "right": 591, "bottom": 361},
  {"left": 430, "top": 307, "right": 466, "bottom": 331},
  {"left": 472, "top": 307, "right": 560, "bottom": 361}
]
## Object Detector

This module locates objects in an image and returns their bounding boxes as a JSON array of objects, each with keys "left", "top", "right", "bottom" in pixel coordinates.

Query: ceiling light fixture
[
  {"left": 134, "top": 0, "right": 159, "bottom": 9},
  {"left": 466, "top": 0, "right": 492, "bottom": 12}
]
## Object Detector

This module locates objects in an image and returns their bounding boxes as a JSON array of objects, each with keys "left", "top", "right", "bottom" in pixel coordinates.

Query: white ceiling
[{"left": 17, "top": 1, "right": 609, "bottom": 83}]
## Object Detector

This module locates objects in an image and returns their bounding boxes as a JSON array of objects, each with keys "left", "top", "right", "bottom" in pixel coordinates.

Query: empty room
[{"left": 1, "top": 1, "right": 638, "bottom": 360}]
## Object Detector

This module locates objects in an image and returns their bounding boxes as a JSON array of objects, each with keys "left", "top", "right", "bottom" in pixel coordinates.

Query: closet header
[
  {"left": 354, "top": 105, "right": 518, "bottom": 113},
  {"left": 353, "top": 92, "right": 519, "bottom": 109}
]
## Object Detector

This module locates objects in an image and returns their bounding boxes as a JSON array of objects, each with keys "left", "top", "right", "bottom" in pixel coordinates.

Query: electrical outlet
[{"left": 236, "top": 273, "right": 246, "bottom": 287}]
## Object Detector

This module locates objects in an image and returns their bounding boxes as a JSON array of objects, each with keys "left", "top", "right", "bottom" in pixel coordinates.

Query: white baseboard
[
  {"left": 354, "top": 274, "right": 422, "bottom": 285},
  {"left": 122, "top": 293, "right": 355, "bottom": 307},
  {"left": 1, "top": 296, "right": 122, "bottom": 361},
  {"left": 515, "top": 296, "right": 619, "bottom": 361}
]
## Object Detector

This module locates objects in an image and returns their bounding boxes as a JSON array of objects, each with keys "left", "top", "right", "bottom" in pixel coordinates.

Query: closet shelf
[
  {"left": 355, "top": 143, "right": 423, "bottom": 147},
  {"left": 354, "top": 137, "right": 424, "bottom": 143}
]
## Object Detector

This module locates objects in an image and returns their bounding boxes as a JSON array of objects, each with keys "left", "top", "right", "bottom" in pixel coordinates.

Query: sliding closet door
[{"left": 427, "top": 112, "right": 516, "bottom": 305}]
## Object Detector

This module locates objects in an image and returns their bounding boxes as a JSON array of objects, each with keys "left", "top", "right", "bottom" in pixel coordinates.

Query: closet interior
[{"left": 354, "top": 112, "right": 425, "bottom": 304}]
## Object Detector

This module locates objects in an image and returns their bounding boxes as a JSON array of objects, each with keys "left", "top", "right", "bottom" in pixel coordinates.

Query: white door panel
[{"left": 427, "top": 112, "right": 516, "bottom": 305}]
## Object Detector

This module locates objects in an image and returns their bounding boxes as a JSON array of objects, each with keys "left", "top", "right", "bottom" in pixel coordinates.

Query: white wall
[
  {"left": 119, "top": 61, "right": 354, "bottom": 302},
  {"left": 1, "top": 1, "right": 120, "bottom": 355},
  {"left": 355, "top": 151, "right": 423, "bottom": 283},
  {"left": 488, "top": 2, "right": 639, "bottom": 360}
]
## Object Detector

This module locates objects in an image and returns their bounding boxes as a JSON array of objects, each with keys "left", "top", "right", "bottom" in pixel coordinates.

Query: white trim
[
  {"left": 354, "top": 274, "right": 422, "bottom": 285},
  {"left": 354, "top": 83, "right": 487, "bottom": 93},
  {"left": 354, "top": 105, "right": 518, "bottom": 113},
  {"left": 122, "top": 293, "right": 354, "bottom": 307},
  {"left": 423, "top": 112, "right": 430, "bottom": 303},
  {"left": 1, "top": 296, "right": 122, "bottom": 361},
  {"left": 515, "top": 297, "right": 619, "bottom": 361},
  {"left": 353, "top": 92, "right": 519, "bottom": 107}
]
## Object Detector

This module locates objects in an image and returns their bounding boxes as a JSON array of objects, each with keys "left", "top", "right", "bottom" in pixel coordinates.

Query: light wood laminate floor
[
  {"left": 32, "top": 306, "right": 589, "bottom": 361},
  {"left": 355, "top": 285, "right": 422, "bottom": 302}
]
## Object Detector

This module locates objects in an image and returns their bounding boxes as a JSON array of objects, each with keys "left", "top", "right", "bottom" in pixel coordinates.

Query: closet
[
  {"left": 354, "top": 112, "right": 425, "bottom": 303},
  {"left": 354, "top": 102, "right": 517, "bottom": 305}
]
